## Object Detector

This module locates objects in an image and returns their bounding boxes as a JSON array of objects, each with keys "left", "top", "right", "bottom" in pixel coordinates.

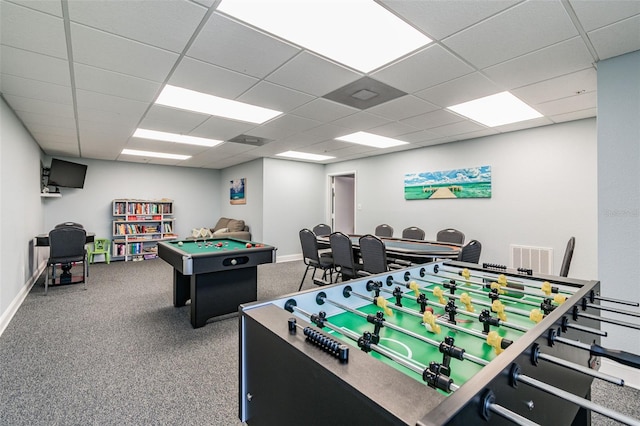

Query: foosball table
[{"left": 239, "top": 260, "right": 640, "bottom": 425}]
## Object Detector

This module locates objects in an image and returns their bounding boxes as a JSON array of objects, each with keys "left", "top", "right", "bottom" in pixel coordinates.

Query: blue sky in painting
[{"left": 404, "top": 166, "right": 491, "bottom": 186}]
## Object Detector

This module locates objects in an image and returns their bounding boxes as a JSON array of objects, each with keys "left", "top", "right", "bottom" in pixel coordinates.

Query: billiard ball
[
  {"left": 215, "top": 242, "right": 223, "bottom": 247},
  {"left": 246, "top": 243, "right": 252, "bottom": 248},
  {"left": 177, "top": 241, "right": 183, "bottom": 246},
  {"left": 425, "top": 307, "right": 434, "bottom": 314}
]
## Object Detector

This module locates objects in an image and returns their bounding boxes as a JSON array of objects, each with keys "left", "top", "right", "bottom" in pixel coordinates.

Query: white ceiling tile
[
  {"left": 549, "top": 107, "right": 597, "bottom": 123},
  {"left": 188, "top": 12, "right": 300, "bottom": 78},
  {"left": 4, "top": 94, "right": 74, "bottom": 118},
  {"left": 443, "top": 0, "right": 579, "bottom": 69},
  {"left": 569, "top": 0, "right": 640, "bottom": 31},
  {"left": 67, "top": 0, "right": 206, "bottom": 53},
  {"left": 0, "top": 2, "right": 67, "bottom": 59},
  {"left": 367, "top": 95, "right": 438, "bottom": 121},
  {"left": 238, "top": 81, "right": 316, "bottom": 113},
  {"left": 427, "top": 120, "right": 488, "bottom": 137},
  {"left": 71, "top": 23, "right": 179, "bottom": 82},
  {"left": 381, "top": 0, "right": 519, "bottom": 40},
  {"left": 0, "top": 45, "right": 71, "bottom": 86},
  {"left": 266, "top": 51, "right": 362, "bottom": 97},
  {"left": 587, "top": 15, "right": 640, "bottom": 60},
  {"left": 372, "top": 45, "right": 474, "bottom": 93},
  {"left": 494, "top": 116, "right": 554, "bottom": 133},
  {"left": 27, "top": 123, "right": 76, "bottom": 138},
  {"left": 189, "top": 116, "right": 257, "bottom": 141},
  {"left": 76, "top": 90, "right": 148, "bottom": 123},
  {"left": 0, "top": 74, "right": 73, "bottom": 105},
  {"left": 169, "top": 56, "right": 259, "bottom": 99},
  {"left": 534, "top": 91, "right": 597, "bottom": 116},
  {"left": 397, "top": 129, "right": 441, "bottom": 144},
  {"left": 368, "top": 121, "right": 421, "bottom": 138},
  {"left": 483, "top": 37, "right": 595, "bottom": 89},
  {"left": 511, "top": 68, "right": 597, "bottom": 105},
  {"left": 250, "top": 114, "right": 322, "bottom": 141},
  {"left": 400, "top": 109, "right": 464, "bottom": 130},
  {"left": 140, "top": 105, "right": 211, "bottom": 134},
  {"left": 331, "top": 111, "right": 393, "bottom": 132},
  {"left": 415, "top": 72, "right": 504, "bottom": 108},
  {"left": 6, "top": 0, "right": 62, "bottom": 16},
  {"left": 290, "top": 98, "right": 358, "bottom": 122},
  {"left": 17, "top": 110, "right": 76, "bottom": 128},
  {"left": 74, "top": 63, "right": 161, "bottom": 102}
]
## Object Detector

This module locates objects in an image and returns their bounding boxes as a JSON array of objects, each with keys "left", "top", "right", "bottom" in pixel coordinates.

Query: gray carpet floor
[{"left": 0, "top": 259, "right": 638, "bottom": 425}]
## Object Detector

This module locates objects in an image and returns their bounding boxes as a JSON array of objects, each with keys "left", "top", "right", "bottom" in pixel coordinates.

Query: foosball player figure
[
  {"left": 443, "top": 279, "right": 458, "bottom": 295},
  {"left": 540, "top": 297, "right": 557, "bottom": 315},
  {"left": 438, "top": 336, "right": 465, "bottom": 376},
  {"left": 310, "top": 311, "right": 327, "bottom": 328},
  {"left": 416, "top": 293, "right": 429, "bottom": 313},
  {"left": 422, "top": 361, "right": 453, "bottom": 393},
  {"left": 366, "top": 280, "right": 382, "bottom": 298},
  {"left": 357, "top": 331, "right": 374, "bottom": 353},
  {"left": 479, "top": 309, "right": 501, "bottom": 334},
  {"left": 366, "top": 311, "right": 385, "bottom": 344},
  {"left": 445, "top": 299, "right": 458, "bottom": 325},
  {"left": 393, "top": 286, "right": 403, "bottom": 307}
]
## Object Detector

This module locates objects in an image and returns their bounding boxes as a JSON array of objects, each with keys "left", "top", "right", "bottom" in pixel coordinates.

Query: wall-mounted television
[{"left": 47, "top": 158, "right": 88, "bottom": 189}]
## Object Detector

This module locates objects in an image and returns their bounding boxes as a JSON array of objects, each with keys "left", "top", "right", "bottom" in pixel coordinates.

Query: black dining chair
[
  {"left": 45, "top": 225, "right": 89, "bottom": 295},
  {"left": 298, "top": 229, "right": 334, "bottom": 291},
  {"left": 436, "top": 228, "right": 465, "bottom": 245},
  {"left": 329, "top": 232, "right": 363, "bottom": 281},
  {"left": 559, "top": 237, "right": 575, "bottom": 277},
  {"left": 358, "top": 234, "right": 389, "bottom": 275},
  {"left": 402, "top": 226, "right": 425, "bottom": 240},
  {"left": 374, "top": 224, "right": 394, "bottom": 238},
  {"left": 312, "top": 223, "right": 332, "bottom": 236},
  {"left": 457, "top": 240, "right": 481, "bottom": 264}
]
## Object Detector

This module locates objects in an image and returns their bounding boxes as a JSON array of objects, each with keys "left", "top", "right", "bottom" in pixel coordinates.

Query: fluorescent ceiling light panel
[
  {"left": 276, "top": 151, "right": 335, "bottom": 161},
  {"left": 335, "top": 131, "right": 409, "bottom": 149},
  {"left": 217, "top": 0, "right": 432, "bottom": 73},
  {"left": 121, "top": 149, "right": 191, "bottom": 161},
  {"left": 156, "top": 85, "right": 282, "bottom": 124},
  {"left": 133, "top": 129, "right": 223, "bottom": 147},
  {"left": 447, "top": 91, "right": 543, "bottom": 127}
]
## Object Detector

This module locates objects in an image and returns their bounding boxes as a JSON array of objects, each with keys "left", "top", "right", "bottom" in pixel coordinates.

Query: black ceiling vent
[
  {"left": 228, "top": 135, "right": 271, "bottom": 146},
  {"left": 322, "top": 76, "right": 407, "bottom": 110}
]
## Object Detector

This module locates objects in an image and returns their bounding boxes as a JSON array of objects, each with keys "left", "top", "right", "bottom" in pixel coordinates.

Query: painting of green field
[{"left": 404, "top": 166, "right": 491, "bottom": 200}]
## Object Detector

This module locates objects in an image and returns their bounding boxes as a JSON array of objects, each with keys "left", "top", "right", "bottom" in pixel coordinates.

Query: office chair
[
  {"left": 298, "top": 229, "right": 334, "bottom": 291},
  {"left": 457, "top": 240, "right": 482, "bottom": 264},
  {"left": 402, "top": 226, "right": 425, "bottom": 240},
  {"left": 374, "top": 224, "right": 394, "bottom": 238},
  {"left": 329, "top": 232, "right": 363, "bottom": 281},
  {"left": 88, "top": 238, "right": 111, "bottom": 264},
  {"left": 312, "top": 224, "right": 332, "bottom": 236},
  {"left": 436, "top": 228, "right": 465, "bottom": 245},
  {"left": 559, "top": 237, "right": 575, "bottom": 277},
  {"left": 46, "top": 225, "right": 88, "bottom": 294}
]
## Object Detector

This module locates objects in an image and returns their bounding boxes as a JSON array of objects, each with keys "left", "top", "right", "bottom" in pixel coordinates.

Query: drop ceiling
[{"left": 1, "top": 0, "right": 639, "bottom": 169}]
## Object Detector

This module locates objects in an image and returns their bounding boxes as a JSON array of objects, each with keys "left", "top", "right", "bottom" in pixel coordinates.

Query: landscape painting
[{"left": 404, "top": 166, "right": 492, "bottom": 200}]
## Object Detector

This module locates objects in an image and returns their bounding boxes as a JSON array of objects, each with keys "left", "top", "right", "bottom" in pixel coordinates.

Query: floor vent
[{"left": 510, "top": 244, "right": 553, "bottom": 275}]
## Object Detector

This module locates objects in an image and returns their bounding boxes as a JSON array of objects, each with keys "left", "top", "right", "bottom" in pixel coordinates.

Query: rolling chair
[
  {"left": 559, "top": 236, "right": 575, "bottom": 277},
  {"left": 374, "top": 224, "right": 394, "bottom": 238},
  {"left": 436, "top": 228, "right": 465, "bottom": 245},
  {"left": 312, "top": 224, "right": 332, "bottom": 236},
  {"left": 88, "top": 238, "right": 111, "bottom": 264},
  {"left": 402, "top": 226, "right": 425, "bottom": 240},
  {"left": 45, "top": 225, "right": 88, "bottom": 295},
  {"left": 298, "top": 229, "right": 334, "bottom": 291},
  {"left": 329, "top": 232, "right": 363, "bottom": 281},
  {"left": 457, "top": 240, "right": 482, "bottom": 264}
]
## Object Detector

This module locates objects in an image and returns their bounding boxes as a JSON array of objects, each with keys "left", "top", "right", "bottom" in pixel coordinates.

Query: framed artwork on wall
[
  {"left": 404, "top": 166, "right": 492, "bottom": 200},
  {"left": 230, "top": 178, "right": 246, "bottom": 205}
]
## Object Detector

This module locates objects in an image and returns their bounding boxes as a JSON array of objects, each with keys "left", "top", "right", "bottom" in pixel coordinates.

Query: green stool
[{"left": 88, "top": 238, "right": 111, "bottom": 264}]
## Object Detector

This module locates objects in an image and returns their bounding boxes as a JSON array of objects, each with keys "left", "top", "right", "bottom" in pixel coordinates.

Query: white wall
[
  {"left": 219, "top": 159, "right": 264, "bottom": 241},
  {"left": 262, "top": 158, "right": 326, "bottom": 259},
  {"left": 326, "top": 119, "right": 598, "bottom": 280},
  {"left": 42, "top": 157, "right": 221, "bottom": 243},
  {"left": 0, "top": 97, "right": 46, "bottom": 333},
  {"left": 597, "top": 50, "right": 640, "bottom": 358}
]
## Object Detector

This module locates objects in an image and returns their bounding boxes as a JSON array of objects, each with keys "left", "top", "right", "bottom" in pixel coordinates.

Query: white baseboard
[
  {"left": 599, "top": 359, "right": 640, "bottom": 389},
  {"left": 0, "top": 261, "right": 45, "bottom": 337},
  {"left": 276, "top": 253, "right": 302, "bottom": 263}
]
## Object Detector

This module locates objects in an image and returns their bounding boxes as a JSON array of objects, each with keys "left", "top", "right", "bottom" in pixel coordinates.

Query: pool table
[{"left": 157, "top": 238, "right": 277, "bottom": 328}]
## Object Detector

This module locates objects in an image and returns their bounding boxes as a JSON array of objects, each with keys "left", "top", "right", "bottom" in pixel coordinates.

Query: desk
[
  {"left": 317, "top": 234, "right": 460, "bottom": 263},
  {"left": 157, "top": 238, "right": 276, "bottom": 328},
  {"left": 35, "top": 232, "right": 95, "bottom": 246}
]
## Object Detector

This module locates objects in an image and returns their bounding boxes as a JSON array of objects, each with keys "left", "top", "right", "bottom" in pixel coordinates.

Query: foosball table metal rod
[
  {"left": 574, "top": 308, "right": 640, "bottom": 331},
  {"left": 513, "top": 369, "right": 640, "bottom": 426},
  {"left": 532, "top": 347, "right": 625, "bottom": 386}
]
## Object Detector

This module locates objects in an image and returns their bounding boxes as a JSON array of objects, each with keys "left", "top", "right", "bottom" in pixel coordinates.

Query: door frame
[{"left": 327, "top": 171, "right": 356, "bottom": 234}]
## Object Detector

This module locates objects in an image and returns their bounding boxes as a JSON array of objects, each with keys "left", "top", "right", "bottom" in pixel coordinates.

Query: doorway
[{"left": 330, "top": 173, "right": 356, "bottom": 234}]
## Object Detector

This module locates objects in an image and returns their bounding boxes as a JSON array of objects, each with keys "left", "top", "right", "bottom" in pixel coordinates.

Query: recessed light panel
[
  {"left": 217, "top": 0, "right": 432, "bottom": 73},
  {"left": 156, "top": 85, "right": 282, "bottom": 124},
  {"left": 121, "top": 149, "right": 191, "bottom": 160},
  {"left": 336, "top": 131, "right": 409, "bottom": 148},
  {"left": 447, "top": 91, "right": 543, "bottom": 127},
  {"left": 133, "top": 129, "right": 223, "bottom": 147},
  {"left": 276, "top": 151, "right": 335, "bottom": 161}
]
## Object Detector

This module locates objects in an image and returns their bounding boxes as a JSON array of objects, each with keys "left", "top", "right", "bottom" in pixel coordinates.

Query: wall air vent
[{"left": 510, "top": 244, "right": 553, "bottom": 275}]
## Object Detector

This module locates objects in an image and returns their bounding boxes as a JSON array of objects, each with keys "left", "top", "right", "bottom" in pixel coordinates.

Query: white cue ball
[{"left": 178, "top": 241, "right": 183, "bottom": 246}]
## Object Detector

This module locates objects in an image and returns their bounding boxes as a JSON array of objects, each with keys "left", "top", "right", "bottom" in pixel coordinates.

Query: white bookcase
[{"left": 112, "top": 199, "right": 177, "bottom": 261}]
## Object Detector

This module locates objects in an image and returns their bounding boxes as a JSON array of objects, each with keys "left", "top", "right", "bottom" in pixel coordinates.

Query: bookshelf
[{"left": 112, "top": 199, "right": 177, "bottom": 261}]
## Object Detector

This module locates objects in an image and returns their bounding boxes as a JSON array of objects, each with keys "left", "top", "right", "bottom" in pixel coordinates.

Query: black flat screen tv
[{"left": 47, "top": 158, "right": 88, "bottom": 189}]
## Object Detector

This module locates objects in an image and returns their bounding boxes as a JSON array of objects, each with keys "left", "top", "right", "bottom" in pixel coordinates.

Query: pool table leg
[{"left": 173, "top": 270, "right": 191, "bottom": 307}]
